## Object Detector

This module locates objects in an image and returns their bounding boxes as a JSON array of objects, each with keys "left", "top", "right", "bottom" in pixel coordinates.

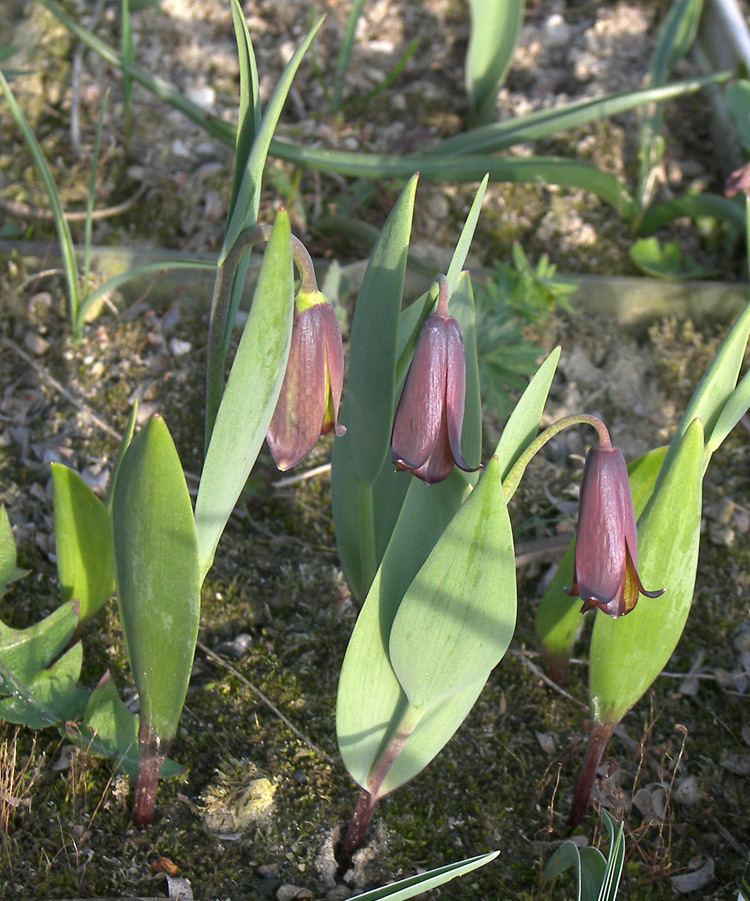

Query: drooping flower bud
[
  {"left": 391, "top": 275, "right": 480, "bottom": 485},
  {"left": 565, "top": 442, "right": 664, "bottom": 617},
  {"left": 267, "top": 290, "right": 345, "bottom": 471}
]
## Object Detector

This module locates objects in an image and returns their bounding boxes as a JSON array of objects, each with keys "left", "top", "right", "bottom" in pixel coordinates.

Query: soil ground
[{"left": 1, "top": 1, "right": 750, "bottom": 900}]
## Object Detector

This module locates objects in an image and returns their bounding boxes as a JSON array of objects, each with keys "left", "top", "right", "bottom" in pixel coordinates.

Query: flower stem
[
  {"left": 502, "top": 412, "right": 610, "bottom": 502},
  {"left": 568, "top": 719, "right": 615, "bottom": 828},
  {"left": 131, "top": 727, "right": 167, "bottom": 829},
  {"left": 338, "top": 704, "right": 422, "bottom": 866},
  {"left": 205, "top": 224, "right": 318, "bottom": 451}
]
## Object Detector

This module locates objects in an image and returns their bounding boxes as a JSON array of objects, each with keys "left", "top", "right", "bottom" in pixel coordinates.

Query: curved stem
[
  {"left": 205, "top": 224, "right": 318, "bottom": 452},
  {"left": 568, "top": 719, "right": 615, "bottom": 828},
  {"left": 502, "top": 412, "right": 610, "bottom": 503}
]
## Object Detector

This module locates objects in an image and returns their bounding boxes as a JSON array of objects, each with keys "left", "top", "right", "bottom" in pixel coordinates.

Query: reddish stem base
[
  {"left": 568, "top": 720, "right": 615, "bottom": 828},
  {"left": 132, "top": 730, "right": 167, "bottom": 829},
  {"left": 337, "top": 788, "right": 377, "bottom": 872}
]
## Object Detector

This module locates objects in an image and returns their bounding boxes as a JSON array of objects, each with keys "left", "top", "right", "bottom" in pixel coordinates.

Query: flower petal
[{"left": 391, "top": 315, "right": 448, "bottom": 471}]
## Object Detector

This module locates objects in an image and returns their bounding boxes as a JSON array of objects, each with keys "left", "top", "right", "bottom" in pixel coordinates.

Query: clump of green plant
[{"left": 474, "top": 244, "right": 577, "bottom": 416}]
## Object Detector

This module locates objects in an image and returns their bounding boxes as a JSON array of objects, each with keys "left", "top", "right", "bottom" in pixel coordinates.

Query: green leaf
[
  {"left": 337, "top": 470, "right": 474, "bottom": 789},
  {"left": 726, "top": 80, "right": 750, "bottom": 152},
  {"left": 73, "top": 674, "right": 181, "bottom": 778},
  {"left": 347, "top": 850, "right": 499, "bottom": 901},
  {"left": 598, "top": 809, "right": 626, "bottom": 901},
  {"left": 389, "top": 458, "right": 515, "bottom": 708},
  {"left": 220, "top": 17, "right": 323, "bottom": 261},
  {"left": 445, "top": 175, "right": 489, "bottom": 292},
  {"left": 228, "top": 0, "right": 261, "bottom": 216},
  {"left": 0, "top": 601, "right": 78, "bottom": 694},
  {"left": 0, "top": 67, "right": 81, "bottom": 338},
  {"left": 704, "top": 368, "right": 750, "bottom": 459},
  {"left": 589, "top": 419, "right": 704, "bottom": 726},
  {"left": 495, "top": 346, "right": 560, "bottom": 486},
  {"left": 659, "top": 297, "right": 750, "bottom": 485},
  {"left": 51, "top": 463, "right": 114, "bottom": 624},
  {"left": 105, "top": 401, "right": 139, "bottom": 513},
  {"left": 629, "top": 237, "right": 719, "bottom": 279},
  {"left": 430, "top": 73, "right": 730, "bottom": 156},
  {"left": 346, "top": 174, "right": 418, "bottom": 484},
  {"left": 112, "top": 414, "right": 200, "bottom": 743},
  {"left": 195, "top": 211, "right": 294, "bottom": 581},
  {"left": 465, "top": 0, "right": 525, "bottom": 125},
  {"left": 0, "top": 506, "right": 26, "bottom": 600},
  {"left": 636, "top": 193, "right": 745, "bottom": 236},
  {"left": 0, "top": 642, "right": 89, "bottom": 729}
]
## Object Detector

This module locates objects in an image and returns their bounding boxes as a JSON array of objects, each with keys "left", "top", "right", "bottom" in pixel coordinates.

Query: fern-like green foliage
[{"left": 474, "top": 244, "right": 576, "bottom": 416}]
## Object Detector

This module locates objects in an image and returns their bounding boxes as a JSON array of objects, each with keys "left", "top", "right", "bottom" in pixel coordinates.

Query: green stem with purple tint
[{"left": 502, "top": 412, "right": 611, "bottom": 502}]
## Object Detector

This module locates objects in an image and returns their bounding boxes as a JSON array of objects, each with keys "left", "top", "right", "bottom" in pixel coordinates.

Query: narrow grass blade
[
  {"left": 195, "top": 212, "right": 294, "bottom": 581},
  {"left": 331, "top": 0, "right": 366, "bottom": 109},
  {"left": 120, "top": 0, "right": 133, "bottom": 138},
  {"left": 635, "top": 0, "right": 704, "bottom": 213},
  {"left": 635, "top": 192, "right": 745, "bottom": 236},
  {"left": 465, "top": 0, "right": 526, "bottom": 126},
  {"left": 226, "top": 0, "right": 260, "bottom": 231},
  {"left": 51, "top": 463, "right": 114, "bottom": 625},
  {"left": 220, "top": 16, "right": 323, "bottom": 261},
  {"left": 0, "top": 68, "right": 81, "bottom": 338},
  {"left": 76, "top": 258, "right": 216, "bottom": 328},
  {"left": 431, "top": 73, "right": 730, "bottom": 156},
  {"left": 348, "top": 851, "right": 499, "bottom": 901},
  {"left": 83, "top": 89, "right": 109, "bottom": 293}
]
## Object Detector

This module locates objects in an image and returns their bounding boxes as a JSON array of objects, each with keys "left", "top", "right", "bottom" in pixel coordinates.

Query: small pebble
[
  {"left": 24, "top": 332, "right": 49, "bottom": 356},
  {"left": 541, "top": 13, "right": 572, "bottom": 49},
  {"left": 169, "top": 338, "right": 192, "bottom": 356},
  {"left": 276, "top": 886, "right": 313, "bottom": 901}
]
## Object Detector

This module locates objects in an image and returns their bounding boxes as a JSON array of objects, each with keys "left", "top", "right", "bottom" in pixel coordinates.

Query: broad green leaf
[
  {"left": 704, "top": 369, "right": 750, "bottom": 460},
  {"left": 112, "top": 414, "right": 200, "bottom": 742},
  {"left": 589, "top": 419, "right": 704, "bottom": 726},
  {"left": 389, "top": 458, "right": 515, "bottom": 708},
  {"left": 544, "top": 840, "right": 599, "bottom": 900},
  {"left": 0, "top": 642, "right": 88, "bottom": 729},
  {"left": 658, "top": 297, "right": 750, "bottom": 486},
  {"left": 534, "top": 446, "right": 668, "bottom": 681},
  {"left": 495, "top": 345, "right": 560, "bottom": 486},
  {"left": 195, "top": 211, "right": 294, "bottom": 581},
  {"left": 220, "top": 17, "right": 323, "bottom": 260},
  {"left": 0, "top": 506, "right": 26, "bottom": 599},
  {"left": 629, "top": 237, "right": 719, "bottom": 279},
  {"left": 347, "top": 850, "right": 499, "bottom": 901},
  {"left": 447, "top": 272, "right": 482, "bottom": 470},
  {"left": 726, "top": 80, "right": 750, "bottom": 152},
  {"left": 105, "top": 401, "right": 139, "bottom": 513},
  {"left": 544, "top": 810, "right": 623, "bottom": 901},
  {"left": 0, "top": 601, "right": 78, "bottom": 694},
  {"left": 73, "top": 674, "right": 181, "bottom": 778},
  {"left": 445, "top": 175, "right": 488, "bottom": 293},
  {"left": 337, "top": 470, "right": 473, "bottom": 789},
  {"left": 0, "top": 67, "right": 81, "bottom": 338},
  {"left": 51, "top": 463, "right": 114, "bottom": 624},
  {"left": 465, "top": 0, "right": 525, "bottom": 125},
  {"left": 431, "top": 73, "right": 730, "bottom": 156},
  {"left": 346, "top": 174, "right": 418, "bottom": 484}
]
